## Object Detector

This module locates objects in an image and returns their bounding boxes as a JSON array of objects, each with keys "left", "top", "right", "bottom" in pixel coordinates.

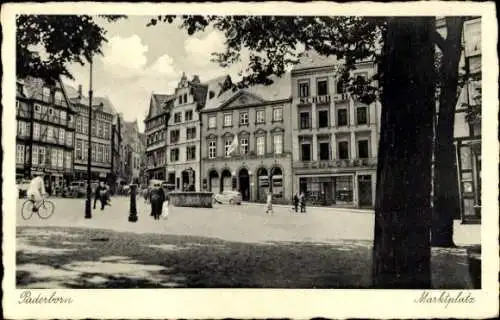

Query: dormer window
[{"left": 209, "top": 91, "right": 215, "bottom": 99}]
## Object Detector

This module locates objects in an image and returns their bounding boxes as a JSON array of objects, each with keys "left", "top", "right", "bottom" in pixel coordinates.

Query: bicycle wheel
[
  {"left": 21, "top": 201, "right": 34, "bottom": 220},
  {"left": 38, "top": 200, "right": 55, "bottom": 219}
]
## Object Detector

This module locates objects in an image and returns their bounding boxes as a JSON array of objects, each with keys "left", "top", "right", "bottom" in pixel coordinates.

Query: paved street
[{"left": 16, "top": 196, "right": 480, "bottom": 288}]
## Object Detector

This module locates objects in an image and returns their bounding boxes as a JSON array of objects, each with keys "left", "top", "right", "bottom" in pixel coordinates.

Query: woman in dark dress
[{"left": 149, "top": 183, "right": 165, "bottom": 220}]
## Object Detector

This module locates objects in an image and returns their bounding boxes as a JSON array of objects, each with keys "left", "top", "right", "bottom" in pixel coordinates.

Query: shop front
[{"left": 298, "top": 175, "right": 354, "bottom": 206}]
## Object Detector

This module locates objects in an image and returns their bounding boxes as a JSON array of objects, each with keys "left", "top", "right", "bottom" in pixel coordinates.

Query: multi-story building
[
  {"left": 200, "top": 73, "right": 293, "bottom": 202},
  {"left": 69, "top": 85, "right": 115, "bottom": 183},
  {"left": 453, "top": 17, "right": 482, "bottom": 223},
  {"left": 144, "top": 93, "right": 171, "bottom": 181},
  {"left": 16, "top": 76, "right": 76, "bottom": 191},
  {"left": 110, "top": 113, "right": 123, "bottom": 192},
  {"left": 291, "top": 52, "right": 380, "bottom": 208},
  {"left": 163, "top": 73, "right": 212, "bottom": 191},
  {"left": 121, "top": 119, "right": 145, "bottom": 183}
]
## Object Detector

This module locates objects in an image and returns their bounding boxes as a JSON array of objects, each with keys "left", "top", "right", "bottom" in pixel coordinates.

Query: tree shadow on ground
[{"left": 15, "top": 227, "right": 480, "bottom": 289}]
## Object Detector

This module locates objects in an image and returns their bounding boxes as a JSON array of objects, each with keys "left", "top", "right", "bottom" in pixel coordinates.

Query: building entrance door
[
  {"left": 358, "top": 175, "right": 373, "bottom": 208},
  {"left": 238, "top": 168, "right": 250, "bottom": 201}
]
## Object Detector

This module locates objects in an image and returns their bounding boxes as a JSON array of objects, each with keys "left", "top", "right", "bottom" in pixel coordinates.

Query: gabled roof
[
  {"left": 64, "top": 83, "right": 117, "bottom": 115},
  {"left": 17, "top": 76, "right": 76, "bottom": 112},
  {"left": 146, "top": 93, "right": 173, "bottom": 119},
  {"left": 203, "top": 72, "right": 291, "bottom": 112},
  {"left": 292, "top": 50, "right": 337, "bottom": 71}
]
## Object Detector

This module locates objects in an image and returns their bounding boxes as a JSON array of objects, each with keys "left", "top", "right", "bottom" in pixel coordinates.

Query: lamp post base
[
  {"left": 128, "top": 185, "right": 138, "bottom": 222},
  {"left": 84, "top": 199, "right": 92, "bottom": 219}
]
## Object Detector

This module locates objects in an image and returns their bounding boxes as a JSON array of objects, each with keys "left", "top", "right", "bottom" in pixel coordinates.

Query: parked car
[
  {"left": 213, "top": 191, "right": 242, "bottom": 205},
  {"left": 68, "top": 180, "right": 99, "bottom": 197},
  {"left": 16, "top": 179, "right": 31, "bottom": 198}
]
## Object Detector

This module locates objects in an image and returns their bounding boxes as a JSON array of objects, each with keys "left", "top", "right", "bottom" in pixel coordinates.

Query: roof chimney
[
  {"left": 78, "top": 84, "right": 82, "bottom": 99},
  {"left": 192, "top": 75, "right": 200, "bottom": 84}
]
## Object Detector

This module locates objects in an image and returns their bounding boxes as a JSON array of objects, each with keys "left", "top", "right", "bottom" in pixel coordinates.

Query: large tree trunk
[
  {"left": 372, "top": 17, "right": 436, "bottom": 288},
  {"left": 432, "top": 17, "right": 464, "bottom": 247}
]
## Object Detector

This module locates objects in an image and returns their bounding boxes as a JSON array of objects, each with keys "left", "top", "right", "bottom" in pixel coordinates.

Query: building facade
[
  {"left": 164, "top": 73, "right": 205, "bottom": 191},
  {"left": 453, "top": 17, "right": 482, "bottom": 223},
  {"left": 144, "top": 93, "right": 170, "bottom": 181},
  {"left": 16, "top": 76, "right": 76, "bottom": 192},
  {"left": 121, "top": 119, "right": 145, "bottom": 183},
  {"left": 200, "top": 74, "right": 293, "bottom": 203},
  {"left": 291, "top": 53, "right": 380, "bottom": 208},
  {"left": 69, "top": 86, "right": 115, "bottom": 183},
  {"left": 110, "top": 113, "right": 123, "bottom": 192}
]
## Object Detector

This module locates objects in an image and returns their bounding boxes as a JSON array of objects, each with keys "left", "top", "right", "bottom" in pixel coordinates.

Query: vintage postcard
[{"left": 1, "top": 1, "right": 498, "bottom": 319}]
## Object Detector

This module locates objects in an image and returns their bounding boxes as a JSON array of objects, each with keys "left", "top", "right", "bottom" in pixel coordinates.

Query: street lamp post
[{"left": 85, "top": 57, "right": 94, "bottom": 219}]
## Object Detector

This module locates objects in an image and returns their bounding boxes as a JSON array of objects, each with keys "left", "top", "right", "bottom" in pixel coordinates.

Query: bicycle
[{"left": 21, "top": 198, "right": 55, "bottom": 220}]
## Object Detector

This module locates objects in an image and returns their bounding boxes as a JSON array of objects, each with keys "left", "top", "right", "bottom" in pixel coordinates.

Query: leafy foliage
[
  {"left": 148, "top": 15, "right": 385, "bottom": 103},
  {"left": 16, "top": 15, "right": 125, "bottom": 84}
]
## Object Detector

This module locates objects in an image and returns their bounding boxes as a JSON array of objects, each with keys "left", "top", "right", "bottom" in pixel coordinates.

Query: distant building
[
  {"left": 111, "top": 113, "right": 123, "bottom": 191},
  {"left": 200, "top": 74, "right": 293, "bottom": 202},
  {"left": 15, "top": 76, "right": 76, "bottom": 191},
  {"left": 121, "top": 119, "right": 145, "bottom": 183},
  {"left": 291, "top": 52, "right": 380, "bottom": 208},
  {"left": 453, "top": 17, "right": 482, "bottom": 223},
  {"left": 69, "top": 85, "right": 115, "bottom": 184},
  {"left": 144, "top": 93, "right": 171, "bottom": 181}
]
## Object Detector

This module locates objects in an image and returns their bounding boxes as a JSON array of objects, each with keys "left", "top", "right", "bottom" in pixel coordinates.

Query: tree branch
[{"left": 431, "top": 30, "right": 446, "bottom": 51}]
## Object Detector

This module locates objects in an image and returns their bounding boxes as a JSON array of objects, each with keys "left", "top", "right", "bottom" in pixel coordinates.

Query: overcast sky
[{"left": 64, "top": 16, "right": 250, "bottom": 132}]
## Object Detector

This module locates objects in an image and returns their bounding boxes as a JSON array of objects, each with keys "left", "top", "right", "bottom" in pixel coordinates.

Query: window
[
  {"left": 256, "top": 136, "right": 265, "bottom": 156},
  {"left": 298, "top": 81, "right": 310, "bottom": 97},
  {"left": 358, "top": 140, "right": 369, "bottom": 159},
  {"left": 356, "top": 106, "right": 368, "bottom": 125},
  {"left": 46, "top": 126, "right": 53, "bottom": 141},
  {"left": 60, "top": 110, "right": 66, "bottom": 121},
  {"left": 97, "top": 121, "right": 102, "bottom": 137},
  {"left": 183, "top": 94, "right": 188, "bottom": 104},
  {"left": 105, "top": 146, "right": 110, "bottom": 163},
  {"left": 224, "top": 113, "right": 232, "bottom": 127},
  {"left": 301, "top": 142, "right": 311, "bottom": 161},
  {"left": 273, "top": 107, "right": 283, "bottom": 122},
  {"left": 256, "top": 110, "right": 265, "bottom": 124},
  {"left": 170, "top": 148, "right": 179, "bottom": 162},
  {"left": 17, "top": 121, "right": 27, "bottom": 136},
  {"left": 58, "top": 149, "right": 64, "bottom": 168},
  {"left": 91, "top": 121, "right": 96, "bottom": 136},
  {"left": 208, "top": 115, "right": 217, "bottom": 129},
  {"left": 186, "top": 146, "right": 196, "bottom": 161},
  {"left": 65, "top": 152, "right": 72, "bottom": 169},
  {"left": 51, "top": 149, "right": 58, "bottom": 167},
  {"left": 300, "top": 112, "right": 310, "bottom": 129},
  {"left": 186, "top": 127, "right": 196, "bottom": 140},
  {"left": 59, "top": 129, "right": 65, "bottom": 144},
  {"left": 178, "top": 96, "right": 182, "bottom": 105},
  {"left": 66, "top": 131, "right": 73, "bottom": 146},
  {"left": 338, "top": 141, "right": 349, "bottom": 160},
  {"left": 97, "top": 144, "right": 103, "bottom": 162},
  {"left": 185, "top": 110, "right": 193, "bottom": 121},
  {"left": 224, "top": 139, "right": 232, "bottom": 157},
  {"left": 76, "top": 140, "right": 82, "bottom": 160},
  {"left": 337, "top": 109, "right": 348, "bottom": 126},
  {"left": 91, "top": 143, "right": 96, "bottom": 161},
  {"left": 336, "top": 79, "right": 346, "bottom": 94},
  {"left": 104, "top": 123, "right": 110, "bottom": 139},
  {"left": 319, "top": 142, "right": 330, "bottom": 160},
  {"left": 83, "top": 141, "right": 89, "bottom": 160},
  {"left": 32, "top": 146, "right": 39, "bottom": 165},
  {"left": 16, "top": 145, "right": 25, "bottom": 164},
  {"left": 174, "top": 112, "right": 182, "bottom": 123},
  {"left": 82, "top": 119, "right": 88, "bottom": 134},
  {"left": 240, "top": 137, "right": 249, "bottom": 155},
  {"left": 33, "top": 123, "right": 40, "bottom": 140},
  {"left": 208, "top": 140, "right": 217, "bottom": 159},
  {"left": 273, "top": 134, "right": 283, "bottom": 155},
  {"left": 318, "top": 110, "right": 329, "bottom": 128},
  {"left": 317, "top": 79, "right": 328, "bottom": 96},
  {"left": 239, "top": 112, "right": 249, "bottom": 125},
  {"left": 170, "top": 129, "right": 180, "bottom": 143}
]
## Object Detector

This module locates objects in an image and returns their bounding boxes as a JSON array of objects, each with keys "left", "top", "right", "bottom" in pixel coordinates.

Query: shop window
[{"left": 335, "top": 176, "right": 353, "bottom": 202}]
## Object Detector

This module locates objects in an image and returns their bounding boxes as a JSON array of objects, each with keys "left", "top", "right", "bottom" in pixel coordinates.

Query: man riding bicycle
[{"left": 26, "top": 172, "right": 47, "bottom": 212}]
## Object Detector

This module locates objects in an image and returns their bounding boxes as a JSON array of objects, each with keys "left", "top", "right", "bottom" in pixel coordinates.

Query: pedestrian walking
[
  {"left": 293, "top": 192, "right": 299, "bottom": 213},
  {"left": 265, "top": 190, "right": 273, "bottom": 214},
  {"left": 299, "top": 191, "right": 306, "bottom": 213},
  {"left": 149, "top": 182, "right": 165, "bottom": 220},
  {"left": 93, "top": 181, "right": 108, "bottom": 211}
]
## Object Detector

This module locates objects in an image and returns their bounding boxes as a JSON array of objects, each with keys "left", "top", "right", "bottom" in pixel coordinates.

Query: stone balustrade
[{"left": 169, "top": 191, "right": 214, "bottom": 208}]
